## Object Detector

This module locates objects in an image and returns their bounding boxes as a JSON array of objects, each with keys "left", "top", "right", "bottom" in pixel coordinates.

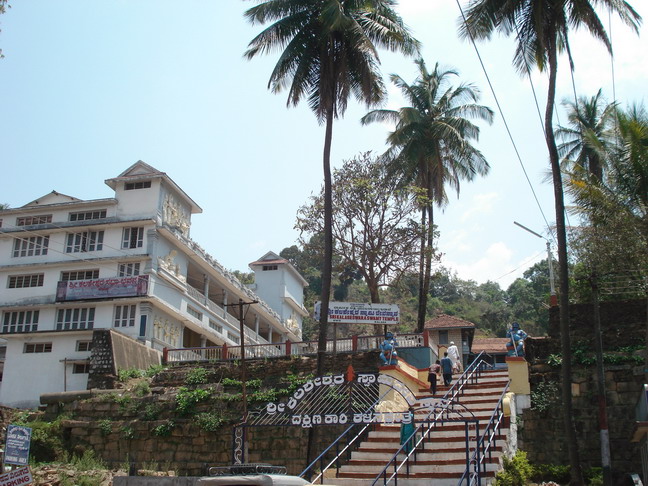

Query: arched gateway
[{"left": 232, "top": 366, "right": 451, "bottom": 464}]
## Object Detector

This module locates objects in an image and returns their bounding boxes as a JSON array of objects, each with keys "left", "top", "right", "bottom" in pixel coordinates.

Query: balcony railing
[{"left": 164, "top": 332, "right": 427, "bottom": 364}]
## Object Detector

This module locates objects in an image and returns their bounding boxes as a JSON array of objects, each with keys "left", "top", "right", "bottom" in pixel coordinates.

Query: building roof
[
  {"left": 249, "top": 251, "right": 309, "bottom": 287},
  {"left": 471, "top": 337, "right": 510, "bottom": 354},
  {"left": 424, "top": 314, "right": 475, "bottom": 330}
]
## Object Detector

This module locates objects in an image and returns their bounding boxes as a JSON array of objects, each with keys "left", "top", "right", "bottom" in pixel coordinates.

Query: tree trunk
[
  {"left": 420, "top": 200, "right": 434, "bottom": 331},
  {"left": 416, "top": 206, "right": 428, "bottom": 331},
  {"left": 317, "top": 108, "right": 335, "bottom": 377},
  {"left": 546, "top": 37, "right": 584, "bottom": 486}
]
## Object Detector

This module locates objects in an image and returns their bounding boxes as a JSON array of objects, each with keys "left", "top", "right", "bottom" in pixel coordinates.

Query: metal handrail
[
  {"left": 298, "top": 381, "right": 397, "bottom": 482},
  {"left": 165, "top": 333, "right": 424, "bottom": 363},
  {"left": 371, "top": 352, "right": 495, "bottom": 486},
  {"left": 458, "top": 381, "right": 510, "bottom": 485}
]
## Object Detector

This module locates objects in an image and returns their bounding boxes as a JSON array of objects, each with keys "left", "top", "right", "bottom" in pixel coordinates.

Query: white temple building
[{"left": 0, "top": 161, "right": 307, "bottom": 407}]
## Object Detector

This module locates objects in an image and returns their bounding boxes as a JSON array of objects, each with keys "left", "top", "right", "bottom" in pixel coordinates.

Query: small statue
[
  {"left": 379, "top": 332, "right": 398, "bottom": 365},
  {"left": 506, "top": 322, "right": 528, "bottom": 357}
]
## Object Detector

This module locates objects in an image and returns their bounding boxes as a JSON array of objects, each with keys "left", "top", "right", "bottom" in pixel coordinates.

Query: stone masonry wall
[
  {"left": 521, "top": 299, "right": 646, "bottom": 477},
  {"left": 54, "top": 351, "right": 381, "bottom": 476}
]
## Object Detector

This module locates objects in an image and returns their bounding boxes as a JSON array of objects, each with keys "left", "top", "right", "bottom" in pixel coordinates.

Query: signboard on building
[
  {"left": 4, "top": 425, "right": 31, "bottom": 466},
  {"left": 56, "top": 275, "right": 149, "bottom": 301},
  {"left": 0, "top": 467, "right": 32, "bottom": 486},
  {"left": 314, "top": 302, "right": 399, "bottom": 325}
]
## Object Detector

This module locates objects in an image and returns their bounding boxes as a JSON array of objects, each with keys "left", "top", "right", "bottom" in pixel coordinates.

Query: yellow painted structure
[{"left": 506, "top": 356, "right": 530, "bottom": 394}]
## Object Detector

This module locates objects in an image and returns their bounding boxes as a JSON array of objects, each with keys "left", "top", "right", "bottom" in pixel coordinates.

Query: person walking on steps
[
  {"left": 447, "top": 341, "right": 461, "bottom": 373},
  {"left": 440, "top": 352, "right": 453, "bottom": 386},
  {"left": 428, "top": 360, "right": 441, "bottom": 395}
]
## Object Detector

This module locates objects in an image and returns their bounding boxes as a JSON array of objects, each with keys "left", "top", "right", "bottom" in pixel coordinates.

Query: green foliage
[
  {"left": 194, "top": 412, "right": 224, "bottom": 432},
  {"left": 531, "top": 463, "right": 570, "bottom": 484},
  {"left": 120, "top": 425, "right": 135, "bottom": 440},
  {"left": 219, "top": 392, "right": 243, "bottom": 402},
  {"left": 15, "top": 415, "right": 67, "bottom": 462},
  {"left": 145, "top": 364, "right": 165, "bottom": 377},
  {"left": 185, "top": 367, "right": 210, "bottom": 386},
  {"left": 98, "top": 420, "right": 112, "bottom": 436},
  {"left": 69, "top": 450, "right": 106, "bottom": 471},
  {"left": 133, "top": 380, "right": 151, "bottom": 397},
  {"left": 152, "top": 421, "right": 175, "bottom": 437},
  {"left": 142, "top": 403, "right": 162, "bottom": 421},
  {"left": 493, "top": 451, "right": 534, "bottom": 486},
  {"left": 113, "top": 394, "right": 132, "bottom": 411},
  {"left": 547, "top": 354, "right": 562, "bottom": 367},
  {"left": 175, "top": 386, "right": 212, "bottom": 415},
  {"left": 531, "top": 381, "right": 560, "bottom": 413},
  {"left": 117, "top": 368, "right": 145, "bottom": 382},
  {"left": 249, "top": 389, "right": 279, "bottom": 403}
]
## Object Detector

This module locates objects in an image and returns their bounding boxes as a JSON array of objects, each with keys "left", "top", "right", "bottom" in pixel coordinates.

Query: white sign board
[
  {"left": 0, "top": 467, "right": 32, "bottom": 486},
  {"left": 315, "top": 302, "right": 399, "bottom": 325}
]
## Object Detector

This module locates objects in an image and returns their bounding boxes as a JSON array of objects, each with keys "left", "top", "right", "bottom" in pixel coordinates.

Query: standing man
[
  {"left": 447, "top": 341, "right": 461, "bottom": 372},
  {"left": 440, "top": 352, "right": 453, "bottom": 386}
]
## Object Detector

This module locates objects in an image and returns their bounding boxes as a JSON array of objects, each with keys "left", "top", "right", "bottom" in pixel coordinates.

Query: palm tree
[
  {"left": 244, "top": 0, "right": 419, "bottom": 373},
  {"left": 556, "top": 89, "right": 617, "bottom": 181},
  {"left": 361, "top": 59, "right": 493, "bottom": 332},
  {"left": 459, "top": 1, "right": 641, "bottom": 484}
]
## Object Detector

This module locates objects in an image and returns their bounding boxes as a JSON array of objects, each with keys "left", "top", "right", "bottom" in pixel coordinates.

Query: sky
[{"left": 1, "top": 1, "right": 646, "bottom": 290}]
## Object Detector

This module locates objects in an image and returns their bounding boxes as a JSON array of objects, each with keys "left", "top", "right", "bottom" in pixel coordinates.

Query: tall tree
[
  {"left": 459, "top": 2, "right": 641, "bottom": 483},
  {"left": 361, "top": 59, "right": 493, "bottom": 332},
  {"left": 556, "top": 89, "right": 616, "bottom": 181},
  {"left": 296, "top": 152, "right": 422, "bottom": 303},
  {"left": 244, "top": 0, "right": 419, "bottom": 374}
]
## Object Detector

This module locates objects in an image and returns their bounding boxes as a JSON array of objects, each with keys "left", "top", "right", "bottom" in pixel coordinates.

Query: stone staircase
[{"left": 323, "top": 369, "right": 511, "bottom": 486}]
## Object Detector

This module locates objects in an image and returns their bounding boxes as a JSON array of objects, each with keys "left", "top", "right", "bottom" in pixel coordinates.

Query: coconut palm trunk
[{"left": 544, "top": 34, "right": 583, "bottom": 484}]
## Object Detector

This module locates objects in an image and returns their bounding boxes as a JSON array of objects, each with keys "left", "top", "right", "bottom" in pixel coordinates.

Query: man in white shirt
[{"left": 447, "top": 341, "right": 461, "bottom": 372}]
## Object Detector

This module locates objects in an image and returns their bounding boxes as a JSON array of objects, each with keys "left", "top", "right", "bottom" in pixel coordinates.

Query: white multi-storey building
[{"left": 0, "top": 161, "right": 307, "bottom": 408}]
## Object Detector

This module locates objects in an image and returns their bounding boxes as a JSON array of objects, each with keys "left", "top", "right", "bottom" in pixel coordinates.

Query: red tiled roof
[
  {"left": 424, "top": 314, "right": 475, "bottom": 330},
  {"left": 472, "top": 338, "right": 510, "bottom": 354}
]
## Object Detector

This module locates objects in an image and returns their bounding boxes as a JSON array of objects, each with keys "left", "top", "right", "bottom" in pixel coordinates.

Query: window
[
  {"left": 114, "top": 305, "right": 137, "bottom": 327},
  {"left": 69, "top": 209, "right": 107, "bottom": 222},
  {"left": 16, "top": 215, "right": 52, "bottom": 226},
  {"left": 76, "top": 340, "right": 93, "bottom": 352},
  {"left": 187, "top": 306, "right": 202, "bottom": 321},
  {"left": 439, "top": 330, "right": 449, "bottom": 345},
  {"left": 227, "top": 331, "right": 240, "bottom": 344},
  {"left": 56, "top": 307, "right": 95, "bottom": 330},
  {"left": 125, "top": 181, "right": 151, "bottom": 190},
  {"left": 263, "top": 265, "right": 278, "bottom": 271},
  {"left": 24, "top": 342, "right": 52, "bottom": 353},
  {"left": 118, "top": 262, "right": 141, "bottom": 277},
  {"left": 61, "top": 270, "right": 99, "bottom": 281},
  {"left": 8, "top": 274, "right": 44, "bottom": 288},
  {"left": 122, "top": 227, "right": 144, "bottom": 249},
  {"left": 13, "top": 236, "right": 49, "bottom": 257},
  {"left": 72, "top": 363, "right": 90, "bottom": 374},
  {"left": 65, "top": 231, "right": 104, "bottom": 253},
  {"left": 2, "top": 310, "right": 39, "bottom": 333},
  {"left": 209, "top": 320, "right": 222, "bottom": 334}
]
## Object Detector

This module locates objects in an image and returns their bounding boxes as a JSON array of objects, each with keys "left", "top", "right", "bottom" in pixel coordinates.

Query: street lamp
[{"left": 514, "top": 221, "right": 557, "bottom": 306}]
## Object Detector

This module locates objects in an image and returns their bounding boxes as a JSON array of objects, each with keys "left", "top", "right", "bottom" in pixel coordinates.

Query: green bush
[
  {"left": 494, "top": 451, "right": 534, "bottom": 486},
  {"left": 531, "top": 462, "right": 570, "bottom": 484},
  {"left": 98, "top": 420, "right": 112, "bottom": 436},
  {"left": 152, "top": 421, "right": 175, "bottom": 437},
  {"left": 120, "top": 425, "right": 135, "bottom": 440},
  {"left": 530, "top": 381, "right": 559, "bottom": 413},
  {"left": 142, "top": 403, "right": 162, "bottom": 421},
  {"left": 133, "top": 381, "right": 151, "bottom": 397},
  {"left": 145, "top": 364, "right": 165, "bottom": 377},
  {"left": 69, "top": 450, "right": 106, "bottom": 471},
  {"left": 194, "top": 412, "right": 224, "bottom": 432},
  {"left": 185, "top": 367, "right": 210, "bottom": 386},
  {"left": 175, "top": 387, "right": 212, "bottom": 415},
  {"left": 117, "top": 368, "right": 145, "bottom": 382}
]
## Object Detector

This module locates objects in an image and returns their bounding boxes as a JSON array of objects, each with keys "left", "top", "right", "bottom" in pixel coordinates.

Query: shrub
[
  {"left": 530, "top": 381, "right": 559, "bottom": 413},
  {"left": 142, "top": 403, "right": 162, "bottom": 421},
  {"left": 494, "top": 451, "right": 534, "bottom": 486},
  {"left": 69, "top": 450, "right": 106, "bottom": 471},
  {"left": 185, "top": 367, "right": 210, "bottom": 386},
  {"left": 152, "top": 421, "right": 175, "bottom": 437},
  {"left": 175, "top": 387, "right": 212, "bottom": 415},
  {"left": 194, "top": 412, "right": 224, "bottom": 432},
  {"left": 98, "top": 420, "right": 112, "bottom": 436},
  {"left": 120, "top": 425, "right": 135, "bottom": 440},
  {"left": 118, "top": 368, "right": 145, "bottom": 382}
]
